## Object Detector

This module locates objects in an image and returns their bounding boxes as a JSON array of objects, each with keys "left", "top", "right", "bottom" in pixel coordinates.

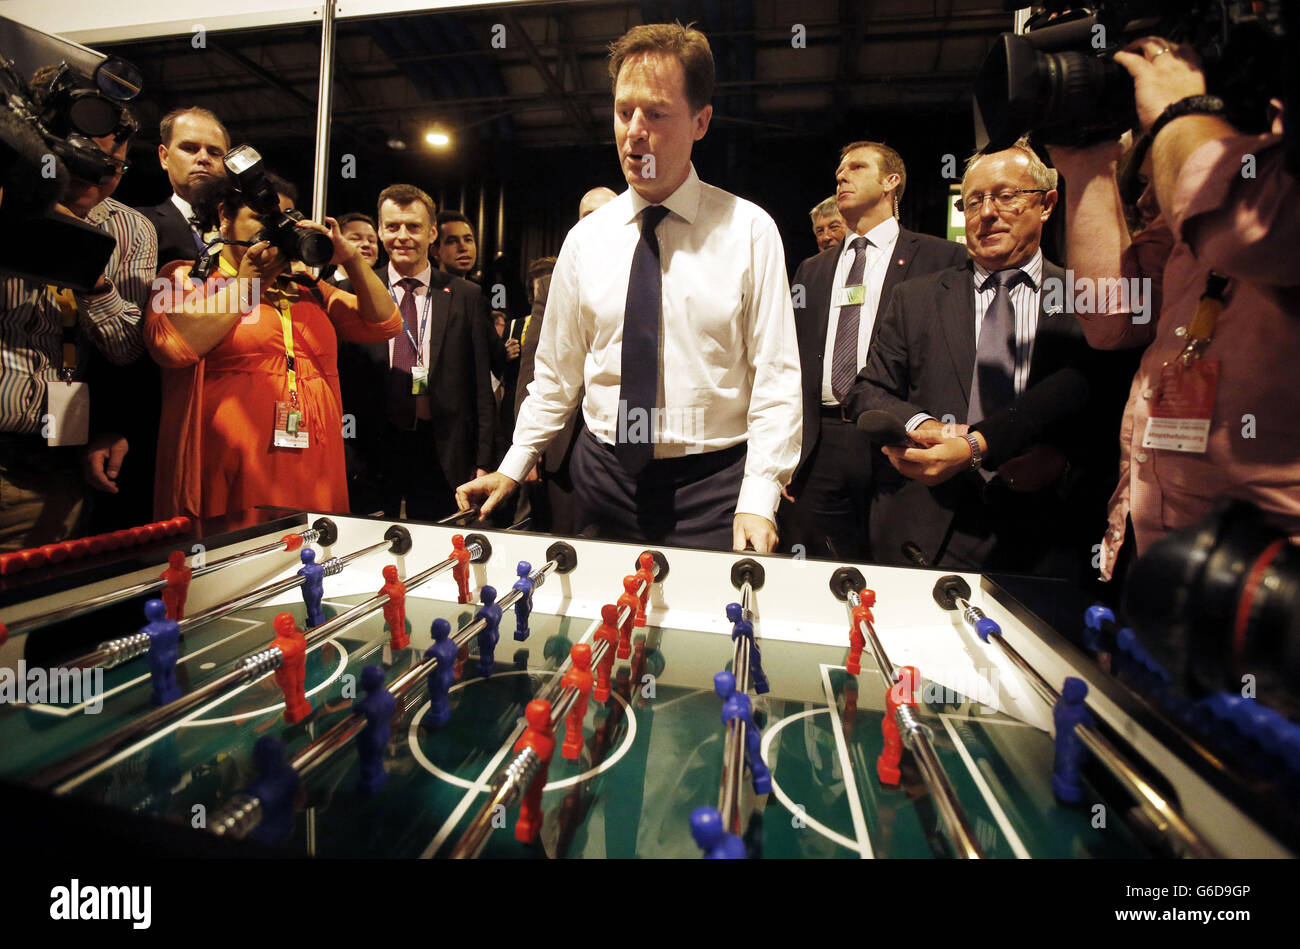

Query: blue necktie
[
  {"left": 967, "top": 268, "right": 1030, "bottom": 424},
  {"left": 830, "top": 236, "right": 870, "bottom": 402},
  {"left": 616, "top": 205, "right": 670, "bottom": 475}
]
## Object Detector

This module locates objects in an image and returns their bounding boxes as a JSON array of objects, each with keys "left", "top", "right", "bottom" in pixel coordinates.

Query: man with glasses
[{"left": 843, "top": 139, "right": 1125, "bottom": 578}]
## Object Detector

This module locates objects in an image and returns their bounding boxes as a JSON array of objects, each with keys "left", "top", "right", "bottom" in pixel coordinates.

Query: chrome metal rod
[
  {"left": 41, "top": 543, "right": 474, "bottom": 797},
  {"left": 717, "top": 577, "right": 755, "bottom": 833},
  {"left": 74, "top": 536, "right": 394, "bottom": 672},
  {"left": 446, "top": 577, "right": 646, "bottom": 858},
  {"left": 849, "top": 589, "right": 984, "bottom": 859},
  {"left": 39, "top": 647, "right": 284, "bottom": 794},
  {"left": 954, "top": 596, "right": 1218, "bottom": 858},
  {"left": 2, "top": 527, "right": 319, "bottom": 639}
]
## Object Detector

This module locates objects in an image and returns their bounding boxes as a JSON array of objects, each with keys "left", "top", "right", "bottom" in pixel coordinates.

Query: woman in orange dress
[{"left": 146, "top": 175, "right": 401, "bottom": 519}]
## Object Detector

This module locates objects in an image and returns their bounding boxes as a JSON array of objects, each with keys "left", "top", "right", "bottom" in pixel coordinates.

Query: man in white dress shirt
[{"left": 456, "top": 22, "right": 802, "bottom": 552}]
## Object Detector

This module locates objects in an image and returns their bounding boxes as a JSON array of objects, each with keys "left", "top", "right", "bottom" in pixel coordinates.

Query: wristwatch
[{"left": 964, "top": 433, "right": 983, "bottom": 470}]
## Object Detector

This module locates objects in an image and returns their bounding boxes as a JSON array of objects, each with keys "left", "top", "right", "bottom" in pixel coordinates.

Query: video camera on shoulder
[
  {"left": 973, "top": 1, "right": 1288, "bottom": 150},
  {"left": 224, "top": 144, "right": 333, "bottom": 267}
]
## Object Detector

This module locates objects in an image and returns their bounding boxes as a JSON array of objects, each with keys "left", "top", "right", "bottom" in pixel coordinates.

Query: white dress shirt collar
[
  {"left": 170, "top": 193, "right": 195, "bottom": 221},
  {"left": 624, "top": 163, "right": 702, "bottom": 226},
  {"left": 972, "top": 247, "right": 1043, "bottom": 291},
  {"left": 388, "top": 261, "right": 433, "bottom": 290},
  {"left": 840, "top": 215, "right": 899, "bottom": 263}
]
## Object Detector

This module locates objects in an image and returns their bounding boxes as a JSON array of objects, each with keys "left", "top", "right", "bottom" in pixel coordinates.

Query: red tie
[{"left": 392, "top": 277, "right": 422, "bottom": 372}]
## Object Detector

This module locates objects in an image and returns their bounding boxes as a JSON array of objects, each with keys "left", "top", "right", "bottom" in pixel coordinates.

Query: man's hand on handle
[
  {"left": 456, "top": 471, "right": 519, "bottom": 520},
  {"left": 733, "top": 513, "right": 778, "bottom": 554}
]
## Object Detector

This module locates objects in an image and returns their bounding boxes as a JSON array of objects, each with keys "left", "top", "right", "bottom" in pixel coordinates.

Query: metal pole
[{"left": 311, "top": 0, "right": 338, "bottom": 223}]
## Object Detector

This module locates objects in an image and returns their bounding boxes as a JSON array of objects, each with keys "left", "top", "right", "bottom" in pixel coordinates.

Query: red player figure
[
  {"left": 847, "top": 588, "right": 875, "bottom": 675},
  {"left": 378, "top": 565, "right": 408, "bottom": 649},
  {"left": 560, "top": 644, "right": 594, "bottom": 759},
  {"left": 513, "top": 698, "right": 556, "bottom": 843},
  {"left": 270, "top": 612, "right": 312, "bottom": 723},
  {"left": 160, "top": 551, "right": 193, "bottom": 621},
  {"left": 450, "top": 534, "right": 473, "bottom": 604},
  {"left": 878, "top": 665, "right": 918, "bottom": 787},
  {"left": 592, "top": 604, "right": 620, "bottom": 702},
  {"left": 633, "top": 552, "right": 655, "bottom": 628},
  {"left": 616, "top": 575, "right": 640, "bottom": 659}
]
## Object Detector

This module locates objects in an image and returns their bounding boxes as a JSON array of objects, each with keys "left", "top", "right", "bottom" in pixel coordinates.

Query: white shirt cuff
[
  {"left": 736, "top": 476, "right": 781, "bottom": 524},
  {"left": 905, "top": 413, "right": 937, "bottom": 433},
  {"left": 499, "top": 445, "right": 538, "bottom": 484}
]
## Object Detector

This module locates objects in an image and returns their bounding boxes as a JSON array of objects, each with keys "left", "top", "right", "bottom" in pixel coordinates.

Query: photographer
[
  {"left": 0, "top": 70, "right": 153, "bottom": 552},
  {"left": 1048, "top": 37, "right": 1300, "bottom": 583},
  {"left": 145, "top": 174, "right": 401, "bottom": 520}
]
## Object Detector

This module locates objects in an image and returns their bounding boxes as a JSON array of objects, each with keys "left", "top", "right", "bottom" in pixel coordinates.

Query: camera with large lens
[
  {"left": 1124, "top": 501, "right": 1300, "bottom": 721},
  {"left": 223, "top": 144, "right": 333, "bottom": 267},
  {"left": 973, "top": 1, "right": 1288, "bottom": 150}
]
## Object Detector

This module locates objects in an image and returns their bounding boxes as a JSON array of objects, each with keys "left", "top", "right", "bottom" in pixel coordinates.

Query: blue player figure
[
  {"left": 689, "top": 806, "right": 747, "bottom": 859},
  {"left": 714, "top": 670, "right": 771, "bottom": 794},
  {"left": 297, "top": 548, "right": 326, "bottom": 628},
  {"left": 244, "top": 736, "right": 299, "bottom": 845},
  {"left": 354, "top": 664, "right": 396, "bottom": 795},
  {"left": 725, "top": 602, "right": 769, "bottom": 694},
  {"left": 422, "top": 618, "right": 459, "bottom": 728},
  {"left": 475, "top": 585, "right": 502, "bottom": 677},
  {"left": 1052, "top": 676, "right": 1094, "bottom": 804},
  {"left": 512, "top": 561, "right": 535, "bottom": 641},
  {"left": 142, "top": 598, "right": 182, "bottom": 706}
]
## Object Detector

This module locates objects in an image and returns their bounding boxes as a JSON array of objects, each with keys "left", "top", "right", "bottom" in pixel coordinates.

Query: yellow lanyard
[
  {"left": 47, "top": 285, "right": 78, "bottom": 379},
  {"left": 218, "top": 255, "right": 302, "bottom": 408},
  {"left": 1180, "top": 271, "right": 1229, "bottom": 366}
]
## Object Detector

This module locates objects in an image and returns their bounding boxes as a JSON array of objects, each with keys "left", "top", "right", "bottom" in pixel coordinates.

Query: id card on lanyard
[
  {"left": 1142, "top": 272, "right": 1227, "bottom": 454},
  {"left": 393, "top": 282, "right": 433, "bottom": 395},
  {"left": 45, "top": 285, "right": 89, "bottom": 446},
  {"left": 272, "top": 300, "right": 309, "bottom": 449}
]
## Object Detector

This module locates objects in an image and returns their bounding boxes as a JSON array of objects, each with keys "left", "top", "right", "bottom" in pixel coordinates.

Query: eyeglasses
[{"left": 954, "top": 189, "right": 1047, "bottom": 215}]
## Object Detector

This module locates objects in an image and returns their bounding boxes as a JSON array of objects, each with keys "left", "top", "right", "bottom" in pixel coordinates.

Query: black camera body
[
  {"left": 974, "top": 1, "right": 1288, "bottom": 150},
  {"left": 224, "top": 144, "right": 332, "bottom": 267}
]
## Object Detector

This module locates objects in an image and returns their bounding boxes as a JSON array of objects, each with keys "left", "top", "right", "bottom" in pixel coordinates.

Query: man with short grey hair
[{"left": 809, "top": 196, "right": 846, "bottom": 252}]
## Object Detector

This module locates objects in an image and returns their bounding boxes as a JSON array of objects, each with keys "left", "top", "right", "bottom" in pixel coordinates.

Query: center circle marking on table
[
  {"left": 407, "top": 669, "right": 638, "bottom": 791},
  {"left": 182, "top": 639, "right": 351, "bottom": 727},
  {"left": 761, "top": 706, "right": 865, "bottom": 854}
]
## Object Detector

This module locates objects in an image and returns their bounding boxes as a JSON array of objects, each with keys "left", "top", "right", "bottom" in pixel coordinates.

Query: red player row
[{"left": 0, "top": 517, "right": 192, "bottom": 576}]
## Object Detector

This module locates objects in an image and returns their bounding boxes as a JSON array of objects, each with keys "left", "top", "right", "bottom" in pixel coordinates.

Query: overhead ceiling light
[
  {"left": 425, "top": 128, "right": 451, "bottom": 148},
  {"left": 387, "top": 138, "right": 408, "bottom": 150}
]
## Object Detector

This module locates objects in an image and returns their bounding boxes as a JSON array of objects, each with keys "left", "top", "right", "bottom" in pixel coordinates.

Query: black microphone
[{"left": 855, "top": 410, "right": 914, "bottom": 448}]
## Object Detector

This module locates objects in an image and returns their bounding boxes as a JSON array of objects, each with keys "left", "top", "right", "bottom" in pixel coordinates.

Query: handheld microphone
[{"left": 855, "top": 410, "right": 914, "bottom": 448}]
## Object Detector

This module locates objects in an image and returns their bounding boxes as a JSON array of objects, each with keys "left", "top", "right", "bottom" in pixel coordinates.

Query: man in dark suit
[
  {"left": 781, "top": 141, "right": 967, "bottom": 560},
  {"left": 138, "top": 108, "right": 229, "bottom": 270},
  {"left": 337, "top": 184, "right": 496, "bottom": 521},
  {"left": 844, "top": 140, "right": 1125, "bottom": 579}
]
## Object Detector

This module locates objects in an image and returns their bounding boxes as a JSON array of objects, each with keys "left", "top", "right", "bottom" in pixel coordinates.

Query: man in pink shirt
[{"left": 1048, "top": 36, "right": 1300, "bottom": 583}]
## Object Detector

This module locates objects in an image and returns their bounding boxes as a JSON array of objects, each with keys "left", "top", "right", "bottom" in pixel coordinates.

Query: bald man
[{"left": 578, "top": 187, "right": 618, "bottom": 219}]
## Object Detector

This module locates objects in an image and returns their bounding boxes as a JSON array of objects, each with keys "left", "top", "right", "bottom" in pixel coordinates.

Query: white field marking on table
[
  {"left": 760, "top": 706, "right": 865, "bottom": 855},
  {"left": 417, "top": 614, "right": 603, "bottom": 858},
  {"left": 181, "top": 639, "right": 351, "bottom": 727},
  {"left": 407, "top": 672, "right": 637, "bottom": 790},
  {"left": 55, "top": 628, "right": 374, "bottom": 793},
  {"left": 819, "top": 663, "right": 874, "bottom": 859},
  {"left": 22, "top": 616, "right": 264, "bottom": 718},
  {"left": 938, "top": 714, "right": 1031, "bottom": 858}
]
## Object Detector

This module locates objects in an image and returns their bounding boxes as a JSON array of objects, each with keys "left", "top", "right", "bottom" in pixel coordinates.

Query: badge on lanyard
[
  {"left": 835, "top": 285, "right": 866, "bottom": 307},
  {"left": 273, "top": 399, "right": 309, "bottom": 449},
  {"left": 411, "top": 365, "right": 430, "bottom": 395},
  {"left": 1141, "top": 272, "right": 1226, "bottom": 455}
]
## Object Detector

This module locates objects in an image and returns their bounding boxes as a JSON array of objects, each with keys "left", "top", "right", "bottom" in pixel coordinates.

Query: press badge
[
  {"left": 835, "top": 285, "right": 866, "bottom": 307},
  {"left": 1141, "top": 359, "right": 1219, "bottom": 454},
  {"left": 411, "top": 365, "right": 429, "bottom": 395},
  {"left": 45, "top": 380, "right": 90, "bottom": 446},
  {"left": 273, "top": 401, "right": 310, "bottom": 449}
]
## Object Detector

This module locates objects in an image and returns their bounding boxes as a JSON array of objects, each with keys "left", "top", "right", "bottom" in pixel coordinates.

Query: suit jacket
[
  {"left": 139, "top": 199, "right": 201, "bottom": 273},
  {"left": 790, "top": 228, "right": 967, "bottom": 477},
  {"left": 843, "top": 258, "right": 1127, "bottom": 573},
  {"left": 337, "top": 266, "right": 498, "bottom": 489}
]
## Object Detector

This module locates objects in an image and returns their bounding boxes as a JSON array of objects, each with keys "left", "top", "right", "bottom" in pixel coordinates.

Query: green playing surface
[{"left": 0, "top": 592, "right": 1155, "bottom": 858}]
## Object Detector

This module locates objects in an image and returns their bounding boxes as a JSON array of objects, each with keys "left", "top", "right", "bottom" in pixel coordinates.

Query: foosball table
[{"left": 0, "top": 509, "right": 1294, "bottom": 859}]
